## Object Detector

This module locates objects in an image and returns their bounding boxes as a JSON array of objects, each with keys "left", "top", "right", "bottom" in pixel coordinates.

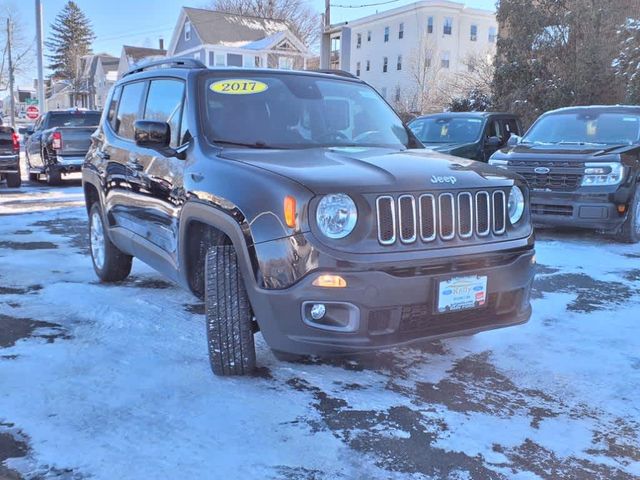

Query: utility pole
[
  {"left": 36, "top": 0, "right": 46, "bottom": 113},
  {"left": 7, "top": 18, "right": 16, "bottom": 127},
  {"left": 320, "top": 0, "right": 331, "bottom": 69}
]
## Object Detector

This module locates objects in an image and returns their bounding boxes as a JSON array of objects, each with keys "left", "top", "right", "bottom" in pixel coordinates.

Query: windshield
[
  {"left": 409, "top": 117, "right": 484, "bottom": 144},
  {"left": 202, "top": 73, "right": 409, "bottom": 149},
  {"left": 48, "top": 112, "right": 101, "bottom": 128},
  {"left": 523, "top": 112, "right": 640, "bottom": 145}
]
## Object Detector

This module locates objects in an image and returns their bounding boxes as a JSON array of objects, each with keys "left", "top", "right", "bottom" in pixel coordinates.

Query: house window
[
  {"left": 441, "top": 51, "right": 450, "bottom": 69},
  {"left": 394, "top": 86, "right": 401, "bottom": 102},
  {"left": 255, "top": 56, "right": 261, "bottom": 67},
  {"left": 397, "top": 54, "right": 402, "bottom": 70},
  {"left": 184, "top": 20, "right": 191, "bottom": 41},
  {"left": 208, "top": 51, "right": 214, "bottom": 66},
  {"left": 227, "top": 53, "right": 243, "bottom": 67},
  {"left": 357, "top": 33, "right": 362, "bottom": 48},
  {"left": 356, "top": 61, "right": 361, "bottom": 76},
  {"left": 366, "top": 60, "right": 370, "bottom": 71},
  {"left": 381, "top": 87, "right": 387, "bottom": 99},
  {"left": 367, "top": 30, "right": 371, "bottom": 41},
  {"left": 243, "top": 55, "right": 253, "bottom": 68},
  {"left": 427, "top": 16, "right": 434, "bottom": 34},
  {"left": 489, "top": 26, "right": 497, "bottom": 43},
  {"left": 384, "top": 26, "right": 389, "bottom": 42},
  {"left": 278, "top": 56, "right": 294, "bottom": 70},
  {"left": 383, "top": 56, "right": 388, "bottom": 72},
  {"left": 399, "top": 22, "right": 404, "bottom": 39},
  {"left": 470, "top": 25, "right": 478, "bottom": 41},
  {"left": 444, "top": 17, "right": 453, "bottom": 35},
  {"left": 215, "top": 54, "right": 225, "bottom": 66}
]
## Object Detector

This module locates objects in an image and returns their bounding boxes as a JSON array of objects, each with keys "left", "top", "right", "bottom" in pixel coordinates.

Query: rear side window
[
  {"left": 107, "top": 86, "right": 122, "bottom": 130},
  {"left": 143, "top": 79, "right": 185, "bottom": 148},
  {"left": 48, "top": 112, "right": 101, "bottom": 128},
  {"left": 115, "top": 81, "right": 146, "bottom": 140}
]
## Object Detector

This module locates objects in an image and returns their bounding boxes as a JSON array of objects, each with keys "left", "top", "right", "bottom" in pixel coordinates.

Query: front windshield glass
[
  {"left": 202, "top": 73, "right": 409, "bottom": 149},
  {"left": 523, "top": 112, "right": 640, "bottom": 145},
  {"left": 48, "top": 112, "right": 101, "bottom": 128},
  {"left": 409, "top": 117, "right": 484, "bottom": 144}
]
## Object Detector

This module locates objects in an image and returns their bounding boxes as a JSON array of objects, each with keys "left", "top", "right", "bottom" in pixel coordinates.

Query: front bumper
[
  {"left": 250, "top": 244, "right": 535, "bottom": 355},
  {"left": 530, "top": 189, "right": 630, "bottom": 230},
  {"left": 0, "top": 154, "right": 20, "bottom": 174}
]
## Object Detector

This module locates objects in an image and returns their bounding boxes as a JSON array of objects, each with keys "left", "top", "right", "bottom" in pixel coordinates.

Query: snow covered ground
[{"left": 0, "top": 180, "right": 639, "bottom": 480}]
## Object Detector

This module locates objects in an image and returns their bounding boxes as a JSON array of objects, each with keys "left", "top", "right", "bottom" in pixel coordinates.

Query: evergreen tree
[
  {"left": 613, "top": 19, "right": 640, "bottom": 104},
  {"left": 45, "top": 1, "right": 95, "bottom": 81}
]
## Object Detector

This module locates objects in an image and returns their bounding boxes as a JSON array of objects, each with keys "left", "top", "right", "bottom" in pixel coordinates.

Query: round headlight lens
[
  {"left": 316, "top": 194, "right": 358, "bottom": 239},
  {"left": 508, "top": 186, "right": 525, "bottom": 224}
]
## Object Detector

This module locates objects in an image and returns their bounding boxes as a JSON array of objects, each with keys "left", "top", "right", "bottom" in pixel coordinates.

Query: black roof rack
[
  {"left": 123, "top": 57, "right": 206, "bottom": 78},
  {"left": 312, "top": 69, "right": 359, "bottom": 79}
]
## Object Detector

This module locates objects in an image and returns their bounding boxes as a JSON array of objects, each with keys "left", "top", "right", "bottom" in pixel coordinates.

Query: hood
[
  {"left": 495, "top": 142, "right": 636, "bottom": 159},
  {"left": 220, "top": 147, "right": 518, "bottom": 194},
  {"left": 422, "top": 142, "right": 476, "bottom": 153}
]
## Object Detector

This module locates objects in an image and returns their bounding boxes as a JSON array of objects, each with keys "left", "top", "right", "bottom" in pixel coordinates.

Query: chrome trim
[
  {"left": 397, "top": 194, "right": 417, "bottom": 244},
  {"left": 376, "top": 195, "right": 397, "bottom": 245},
  {"left": 475, "top": 191, "right": 491, "bottom": 237},
  {"left": 492, "top": 190, "right": 506, "bottom": 235},
  {"left": 438, "top": 193, "right": 455, "bottom": 240},
  {"left": 418, "top": 194, "right": 436, "bottom": 242},
  {"left": 457, "top": 192, "right": 473, "bottom": 239}
]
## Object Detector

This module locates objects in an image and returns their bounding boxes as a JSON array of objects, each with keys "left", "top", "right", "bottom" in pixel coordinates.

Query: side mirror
[
  {"left": 507, "top": 135, "right": 521, "bottom": 147},
  {"left": 134, "top": 120, "right": 185, "bottom": 159},
  {"left": 485, "top": 136, "right": 502, "bottom": 148}
]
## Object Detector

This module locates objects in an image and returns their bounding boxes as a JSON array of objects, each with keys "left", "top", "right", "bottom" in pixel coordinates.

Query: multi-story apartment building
[{"left": 328, "top": 0, "right": 498, "bottom": 113}]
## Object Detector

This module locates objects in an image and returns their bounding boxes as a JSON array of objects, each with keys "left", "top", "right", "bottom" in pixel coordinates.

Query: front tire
[
  {"left": 205, "top": 245, "right": 256, "bottom": 376},
  {"left": 89, "top": 203, "right": 133, "bottom": 282},
  {"left": 616, "top": 185, "right": 640, "bottom": 244},
  {"left": 6, "top": 172, "right": 21, "bottom": 188}
]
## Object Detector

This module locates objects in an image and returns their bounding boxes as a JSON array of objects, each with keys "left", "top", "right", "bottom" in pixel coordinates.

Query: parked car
[
  {"left": 489, "top": 106, "right": 640, "bottom": 243},
  {"left": 25, "top": 109, "right": 101, "bottom": 185},
  {"left": 0, "top": 125, "right": 21, "bottom": 188},
  {"left": 83, "top": 58, "right": 536, "bottom": 377},
  {"left": 408, "top": 112, "right": 523, "bottom": 162}
]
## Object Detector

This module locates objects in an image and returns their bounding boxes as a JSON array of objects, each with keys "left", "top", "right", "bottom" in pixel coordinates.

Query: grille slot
[
  {"left": 376, "top": 196, "right": 396, "bottom": 245},
  {"left": 419, "top": 194, "right": 436, "bottom": 241},
  {"left": 375, "top": 189, "right": 508, "bottom": 245},
  {"left": 398, "top": 195, "right": 417, "bottom": 243}
]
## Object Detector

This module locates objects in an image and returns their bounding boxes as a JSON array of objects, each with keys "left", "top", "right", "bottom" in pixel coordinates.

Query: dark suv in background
[
  {"left": 0, "top": 125, "right": 21, "bottom": 188},
  {"left": 409, "top": 112, "right": 522, "bottom": 162},
  {"left": 83, "top": 58, "right": 535, "bottom": 377},
  {"left": 490, "top": 106, "right": 640, "bottom": 243}
]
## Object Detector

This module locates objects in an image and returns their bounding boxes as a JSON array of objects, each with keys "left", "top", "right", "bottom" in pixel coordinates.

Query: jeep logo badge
[
  {"left": 430, "top": 175, "right": 457, "bottom": 185},
  {"left": 534, "top": 167, "right": 550, "bottom": 174}
]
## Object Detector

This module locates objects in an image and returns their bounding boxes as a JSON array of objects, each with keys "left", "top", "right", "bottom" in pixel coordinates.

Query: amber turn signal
[
  {"left": 312, "top": 274, "right": 347, "bottom": 288},
  {"left": 284, "top": 196, "right": 297, "bottom": 228},
  {"left": 617, "top": 204, "right": 627, "bottom": 214}
]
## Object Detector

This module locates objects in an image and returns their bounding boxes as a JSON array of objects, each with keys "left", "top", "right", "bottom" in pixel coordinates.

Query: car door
[
  {"left": 127, "top": 78, "right": 187, "bottom": 266},
  {"left": 102, "top": 80, "right": 148, "bottom": 238},
  {"left": 482, "top": 118, "right": 503, "bottom": 161},
  {"left": 502, "top": 117, "right": 522, "bottom": 143}
]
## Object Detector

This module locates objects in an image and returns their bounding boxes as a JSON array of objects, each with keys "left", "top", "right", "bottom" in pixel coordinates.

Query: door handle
[{"left": 190, "top": 172, "right": 204, "bottom": 182}]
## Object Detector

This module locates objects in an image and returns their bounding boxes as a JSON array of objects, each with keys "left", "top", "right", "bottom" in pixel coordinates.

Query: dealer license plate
[{"left": 437, "top": 275, "right": 488, "bottom": 313}]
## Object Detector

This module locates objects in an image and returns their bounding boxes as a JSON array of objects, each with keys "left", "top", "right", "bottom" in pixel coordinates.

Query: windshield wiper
[{"left": 213, "top": 140, "right": 275, "bottom": 149}]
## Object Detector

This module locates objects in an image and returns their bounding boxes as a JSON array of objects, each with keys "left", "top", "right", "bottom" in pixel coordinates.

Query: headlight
[
  {"left": 508, "top": 186, "right": 525, "bottom": 224},
  {"left": 488, "top": 159, "right": 508, "bottom": 169},
  {"left": 581, "top": 162, "right": 626, "bottom": 186},
  {"left": 316, "top": 194, "right": 358, "bottom": 239}
]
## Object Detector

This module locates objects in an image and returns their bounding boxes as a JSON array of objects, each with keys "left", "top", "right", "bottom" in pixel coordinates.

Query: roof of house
[
  {"left": 182, "top": 7, "right": 289, "bottom": 46},
  {"left": 122, "top": 45, "right": 167, "bottom": 63}
]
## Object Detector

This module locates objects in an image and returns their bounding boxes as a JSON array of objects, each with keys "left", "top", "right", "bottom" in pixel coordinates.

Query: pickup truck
[
  {"left": 25, "top": 109, "right": 101, "bottom": 185},
  {"left": 0, "top": 125, "right": 21, "bottom": 188}
]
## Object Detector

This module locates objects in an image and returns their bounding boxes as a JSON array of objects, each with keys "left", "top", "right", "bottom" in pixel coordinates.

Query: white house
[
  {"left": 328, "top": 0, "right": 498, "bottom": 111},
  {"left": 167, "top": 7, "right": 312, "bottom": 70}
]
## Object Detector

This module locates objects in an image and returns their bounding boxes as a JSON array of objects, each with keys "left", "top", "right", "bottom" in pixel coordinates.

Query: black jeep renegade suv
[{"left": 82, "top": 58, "right": 536, "bottom": 376}]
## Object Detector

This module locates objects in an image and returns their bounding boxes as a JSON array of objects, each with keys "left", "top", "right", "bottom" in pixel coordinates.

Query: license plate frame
[{"left": 436, "top": 275, "right": 488, "bottom": 314}]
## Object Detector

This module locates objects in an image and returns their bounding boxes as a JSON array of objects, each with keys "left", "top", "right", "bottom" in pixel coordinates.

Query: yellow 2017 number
[{"left": 210, "top": 79, "right": 268, "bottom": 95}]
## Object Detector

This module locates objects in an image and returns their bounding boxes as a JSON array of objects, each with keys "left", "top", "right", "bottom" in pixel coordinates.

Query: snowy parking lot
[{"left": 0, "top": 180, "right": 639, "bottom": 480}]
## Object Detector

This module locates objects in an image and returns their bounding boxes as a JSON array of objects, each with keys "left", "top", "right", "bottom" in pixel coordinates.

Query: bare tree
[
  {"left": 206, "top": 0, "right": 319, "bottom": 47},
  {"left": 0, "top": 2, "right": 34, "bottom": 92},
  {"left": 405, "top": 33, "right": 443, "bottom": 114}
]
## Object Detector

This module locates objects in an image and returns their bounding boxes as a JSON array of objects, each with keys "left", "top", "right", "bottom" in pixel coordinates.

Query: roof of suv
[
  {"left": 414, "top": 112, "right": 517, "bottom": 120},
  {"left": 544, "top": 105, "right": 640, "bottom": 115}
]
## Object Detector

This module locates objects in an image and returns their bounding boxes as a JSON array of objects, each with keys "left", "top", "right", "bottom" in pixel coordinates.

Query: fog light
[
  {"left": 310, "top": 303, "right": 326, "bottom": 320},
  {"left": 312, "top": 274, "right": 347, "bottom": 288}
]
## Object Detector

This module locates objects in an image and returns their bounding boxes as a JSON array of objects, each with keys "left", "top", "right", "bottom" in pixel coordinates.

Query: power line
[{"left": 330, "top": 0, "right": 402, "bottom": 8}]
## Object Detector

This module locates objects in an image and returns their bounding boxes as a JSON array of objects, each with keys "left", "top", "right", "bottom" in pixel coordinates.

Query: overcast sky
[{"left": 7, "top": 0, "right": 497, "bottom": 87}]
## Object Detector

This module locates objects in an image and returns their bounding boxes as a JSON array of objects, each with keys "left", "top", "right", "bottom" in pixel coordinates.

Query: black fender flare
[{"left": 178, "top": 200, "right": 262, "bottom": 293}]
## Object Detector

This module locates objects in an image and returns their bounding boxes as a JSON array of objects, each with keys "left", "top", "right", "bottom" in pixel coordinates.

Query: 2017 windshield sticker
[{"left": 210, "top": 79, "right": 268, "bottom": 95}]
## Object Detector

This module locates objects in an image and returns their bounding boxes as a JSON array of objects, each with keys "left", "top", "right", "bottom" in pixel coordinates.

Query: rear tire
[
  {"left": 89, "top": 203, "right": 133, "bottom": 282},
  {"left": 6, "top": 172, "right": 21, "bottom": 188},
  {"left": 46, "top": 169, "right": 61, "bottom": 186},
  {"left": 205, "top": 245, "right": 256, "bottom": 376},
  {"left": 616, "top": 185, "right": 640, "bottom": 244}
]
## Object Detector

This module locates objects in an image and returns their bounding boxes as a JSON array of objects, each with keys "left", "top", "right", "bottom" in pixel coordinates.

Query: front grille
[
  {"left": 375, "top": 190, "right": 507, "bottom": 245},
  {"left": 519, "top": 172, "right": 582, "bottom": 191},
  {"left": 531, "top": 203, "right": 574, "bottom": 216}
]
